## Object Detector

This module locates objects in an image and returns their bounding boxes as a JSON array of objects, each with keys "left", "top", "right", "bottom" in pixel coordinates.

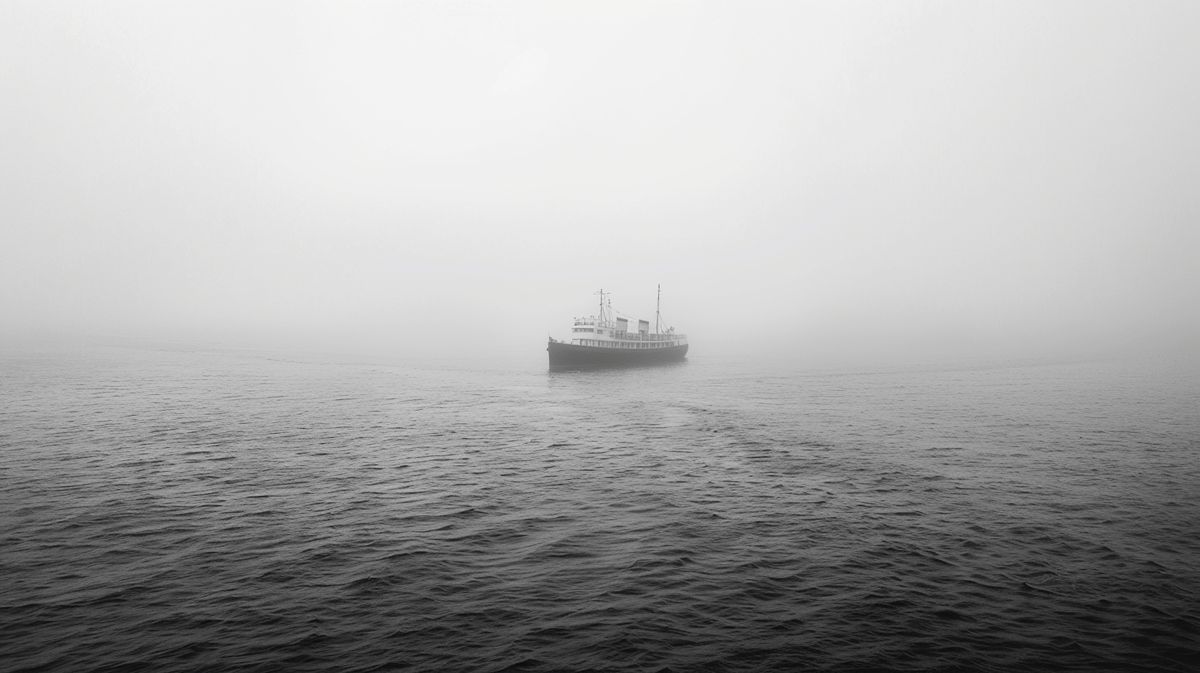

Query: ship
[{"left": 547, "top": 286, "right": 688, "bottom": 370}]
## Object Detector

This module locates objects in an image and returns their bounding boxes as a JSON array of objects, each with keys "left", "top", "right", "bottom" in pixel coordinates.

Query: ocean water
[{"left": 2, "top": 346, "right": 1198, "bottom": 672}]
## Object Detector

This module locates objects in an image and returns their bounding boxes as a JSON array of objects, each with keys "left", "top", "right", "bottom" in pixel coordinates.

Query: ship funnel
[
  {"left": 638, "top": 319, "right": 649, "bottom": 336},
  {"left": 616, "top": 317, "right": 628, "bottom": 334}
]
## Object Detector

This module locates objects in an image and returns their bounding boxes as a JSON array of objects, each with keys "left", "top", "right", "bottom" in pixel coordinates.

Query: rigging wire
[{"left": 582, "top": 289, "right": 678, "bottom": 334}]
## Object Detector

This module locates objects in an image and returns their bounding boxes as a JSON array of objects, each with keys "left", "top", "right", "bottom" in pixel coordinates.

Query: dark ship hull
[{"left": 547, "top": 339, "right": 688, "bottom": 370}]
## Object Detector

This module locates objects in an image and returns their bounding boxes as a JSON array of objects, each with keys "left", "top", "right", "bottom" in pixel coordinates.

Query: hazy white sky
[{"left": 2, "top": 1, "right": 1197, "bottom": 363}]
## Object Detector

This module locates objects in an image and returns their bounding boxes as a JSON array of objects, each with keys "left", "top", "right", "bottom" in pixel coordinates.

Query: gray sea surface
[{"left": 2, "top": 346, "right": 1198, "bottom": 672}]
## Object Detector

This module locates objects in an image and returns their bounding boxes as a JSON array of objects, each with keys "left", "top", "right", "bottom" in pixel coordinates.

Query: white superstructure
[{"left": 562, "top": 287, "right": 687, "bottom": 350}]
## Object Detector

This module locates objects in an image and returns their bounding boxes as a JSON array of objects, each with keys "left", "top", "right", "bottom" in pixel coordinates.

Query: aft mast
[{"left": 655, "top": 284, "right": 661, "bottom": 335}]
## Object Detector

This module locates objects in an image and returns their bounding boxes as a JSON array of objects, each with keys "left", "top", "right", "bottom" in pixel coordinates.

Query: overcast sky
[{"left": 2, "top": 1, "right": 1197, "bottom": 364}]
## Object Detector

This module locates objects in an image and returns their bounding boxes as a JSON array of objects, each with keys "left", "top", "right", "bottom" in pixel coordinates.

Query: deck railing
[
  {"left": 568, "top": 338, "right": 686, "bottom": 349},
  {"left": 570, "top": 328, "right": 685, "bottom": 341}
]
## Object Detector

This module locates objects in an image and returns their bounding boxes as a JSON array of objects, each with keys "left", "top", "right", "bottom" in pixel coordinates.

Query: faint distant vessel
[{"left": 547, "top": 286, "right": 688, "bottom": 370}]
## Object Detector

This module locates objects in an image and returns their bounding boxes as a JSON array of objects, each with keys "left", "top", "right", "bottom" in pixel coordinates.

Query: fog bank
[{"left": 3, "top": 2, "right": 1197, "bottom": 366}]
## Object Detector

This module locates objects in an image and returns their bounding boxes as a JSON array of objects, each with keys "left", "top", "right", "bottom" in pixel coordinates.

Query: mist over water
[{"left": 2, "top": 2, "right": 1198, "bottom": 362}]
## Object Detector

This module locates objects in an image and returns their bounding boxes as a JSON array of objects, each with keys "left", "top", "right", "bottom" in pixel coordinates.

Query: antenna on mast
[{"left": 656, "top": 284, "right": 661, "bottom": 335}]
